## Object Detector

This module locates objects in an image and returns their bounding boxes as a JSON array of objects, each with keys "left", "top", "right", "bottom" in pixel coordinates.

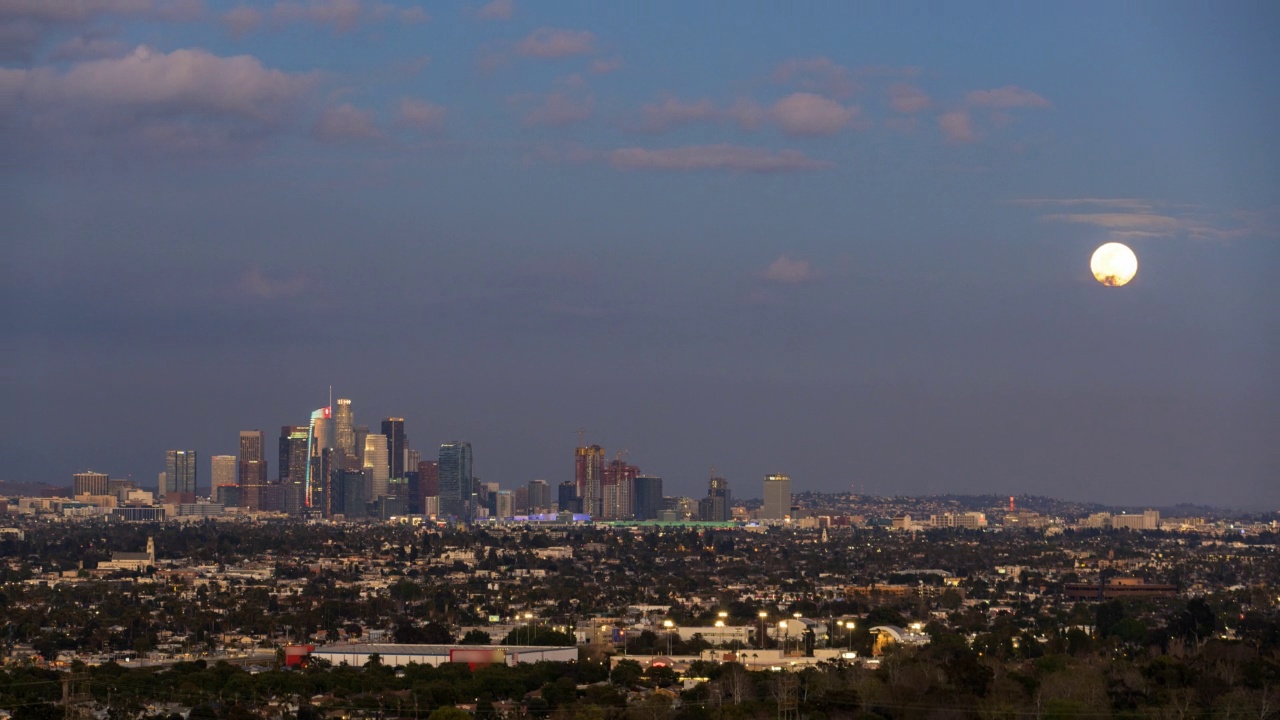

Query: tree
[
  {"left": 461, "top": 629, "right": 492, "bottom": 645},
  {"left": 427, "top": 708, "right": 472, "bottom": 720},
  {"left": 611, "top": 659, "right": 644, "bottom": 687}
]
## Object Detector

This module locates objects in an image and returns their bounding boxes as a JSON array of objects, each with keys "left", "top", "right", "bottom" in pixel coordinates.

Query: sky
[{"left": 2, "top": 1, "right": 1278, "bottom": 509}]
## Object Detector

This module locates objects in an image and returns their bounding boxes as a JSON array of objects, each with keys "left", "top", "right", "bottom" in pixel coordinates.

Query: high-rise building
[
  {"left": 210, "top": 455, "right": 236, "bottom": 490},
  {"left": 306, "top": 408, "right": 334, "bottom": 511},
  {"left": 438, "top": 441, "right": 473, "bottom": 521},
  {"left": 602, "top": 459, "right": 639, "bottom": 519},
  {"left": 165, "top": 450, "right": 197, "bottom": 501},
  {"left": 633, "top": 476, "right": 662, "bottom": 520},
  {"left": 354, "top": 425, "right": 369, "bottom": 468},
  {"left": 381, "top": 418, "right": 406, "bottom": 479},
  {"left": 575, "top": 445, "right": 605, "bottom": 517},
  {"left": 762, "top": 473, "right": 791, "bottom": 521},
  {"left": 700, "top": 475, "right": 732, "bottom": 522},
  {"left": 495, "top": 491, "right": 513, "bottom": 519},
  {"left": 363, "top": 434, "right": 390, "bottom": 500},
  {"left": 406, "top": 449, "right": 420, "bottom": 475},
  {"left": 513, "top": 485, "right": 529, "bottom": 514},
  {"left": 278, "top": 426, "right": 309, "bottom": 484},
  {"left": 417, "top": 460, "right": 439, "bottom": 501},
  {"left": 237, "top": 431, "right": 266, "bottom": 485},
  {"left": 73, "top": 471, "right": 109, "bottom": 497},
  {"left": 338, "top": 469, "right": 366, "bottom": 518},
  {"left": 528, "top": 479, "right": 550, "bottom": 513},
  {"left": 557, "top": 480, "right": 579, "bottom": 514},
  {"left": 333, "top": 398, "right": 356, "bottom": 469}
]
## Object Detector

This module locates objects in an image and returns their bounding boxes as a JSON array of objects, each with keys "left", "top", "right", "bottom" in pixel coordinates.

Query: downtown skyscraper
[
  {"left": 763, "top": 473, "right": 791, "bottom": 521},
  {"left": 438, "top": 441, "right": 472, "bottom": 521},
  {"left": 575, "top": 444, "right": 605, "bottom": 518},
  {"left": 165, "top": 449, "right": 197, "bottom": 501},
  {"left": 381, "top": 417, "right": 406, "bottom": 479}
]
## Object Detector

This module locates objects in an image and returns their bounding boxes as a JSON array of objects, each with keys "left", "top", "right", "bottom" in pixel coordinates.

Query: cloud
[
  {"left": 517, "top": 27, "right": 594, "bottom": 58},
  {"left": 476, "top": 0, "right": 512, "bottom": 20},
  {"left": 628, "top": 95, "right": 716, "bottom": 133},
  {"left": 966, "top": 85, "right": 1050, "bottom": 109},
  {"left": 395, "top": 97, "right": 445, "bottom": 133},
  {"left": 519, "top": 91, "right": 593, "bottom": 127},
  {"left": 1, "top": 45, "right": 311, "bottom": 129},
  {"left": 1022, "top": 197, "right": 1278, "bottom": 243},
  {"left": 889, "top": 83, "right": 930, "bottom": 114},
  {"left": 608, "top": 144, "right": 832, "bottom": 173},
  {"left": 0, "top": 0, "right": 205, "bottom": 24},
  {"left": 937, "top": 110, "right": 975, "bottom": 143},
  {"left": 312, "top": 102, "right": 383, "bottom": 141},
  {"left": 590, "top": 56, "right": 622, "bottom": 75},
  {"left": 219, "top": 0, "right": 426, "bottom": 35},
  {"left": 238, "top": 266, "right": 307, "bottom": 300},
  {"left": 771, "top": 92, "right": 857, "bottom": 136},
  {"left": 771, "top": 57, "right": 858, "bottom": 99},
  {"left": 761, "top": 256, "right": 815, "bottom": 284}
]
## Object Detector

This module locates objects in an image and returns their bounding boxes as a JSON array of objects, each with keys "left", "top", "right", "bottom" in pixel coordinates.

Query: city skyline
[{"left": 3, "top": 3, "right": 1277, "bottom": 509}]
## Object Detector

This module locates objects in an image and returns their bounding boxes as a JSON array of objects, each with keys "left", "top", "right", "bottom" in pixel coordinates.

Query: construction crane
[{"left": 575, "top": 428, "right": 592, "bottom": 448}]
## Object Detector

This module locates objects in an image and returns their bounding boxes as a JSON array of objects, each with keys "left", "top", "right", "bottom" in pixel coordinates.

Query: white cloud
[
  {"left": 395, "top": 97, "right": 445, "bottom": 133},
  {"left": 771, "top": 92, "right": 857, "bottom": 136},
  {"left": 762, "top": 256, "right": 815, "bottom": 284},
  {"left": 609, "top": 144, "right": 831, "bottom": 173},
  {"left": 476, "top": 0, "right": 512, "bottom": 20},
  {"left": 517, "top": 27, "right": 594, "bottom": 58},
  {"left": 313, "top": 102, "right": 383, "bottom": 140}
]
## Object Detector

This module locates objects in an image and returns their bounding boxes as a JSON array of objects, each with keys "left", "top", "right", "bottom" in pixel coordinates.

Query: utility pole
[
  {"left": 62, "top": 673, "right": 92, "bottom": 720},
  {"left": 776, "top": 673, "right": 799, "bottom": 720}
]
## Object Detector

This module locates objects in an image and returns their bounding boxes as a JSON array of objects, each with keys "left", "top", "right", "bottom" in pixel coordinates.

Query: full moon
[{"left": 1090, "top": 242, "right": 1138, "bottom": 287}]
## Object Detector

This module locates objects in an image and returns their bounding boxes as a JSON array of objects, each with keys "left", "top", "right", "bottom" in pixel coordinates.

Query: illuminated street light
[{"left": 663, "top": 619, "right": 675, "bottom": 656}]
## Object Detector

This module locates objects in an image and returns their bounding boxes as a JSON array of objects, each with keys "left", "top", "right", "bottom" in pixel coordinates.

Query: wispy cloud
[
  {"left": 771, "top": 92, "right": 858, "bottom": 136},
  {"left": 394, "top": 97, "right": 446, "bottom": 134},
  {"left": 238, "top": 266, "right": 308, "bottom": 300},
  {"left": 517, "top": 27, "right": 595, "bottom": 58},
  {"left": 627, "top": 94, "right": 717, "bottom": 133},
  {"left": 1018, "top": 197, "right": 1277, "bottom": 242},
  {"left": 609, "top": 144, "right": 832, "bottom": 173},
  {"left": 220, "top": 0, "right": 426, "bottom": 36},
  {"left": 761, "top": 255, "right": 816, "bottom": 284},
  {"left": 517, "top": 91, "right": 594, "bottom": 126},
  {"left": 771, "top": 56, "right": 858, "bottom": 99},
  {"left": 313, "top": 102, "right": 383, "bottom": 141},
  {"left": 476, "top": 0, "right": 512, "bottom": 21},
  {"left": 889, "top": 83, "right": 930, "bottom": 114},
  {"left": 937, "top": 110, "right": 975, "bottom": 143}
]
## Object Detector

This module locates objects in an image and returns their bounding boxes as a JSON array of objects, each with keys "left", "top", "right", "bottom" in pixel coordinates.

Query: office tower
[
  {"left": 354, "top": 425, "right": 369, "bottom": 467},
  {"left": 700, "top": 475, "right": 731, "bottom": 522},
  {"left": 338, "top": 469, "right": 366, "bottom": 518},
  {"left": 633, "top": 476, "right": 662, "bottom": 520},
  {"left": 278, "top": 426, "right": 309, "bottom": 484},
  {"left": 363, "top": 434, "right": 390, "bottom": 500},
  {"left": 73, "top": 471, "right": 109, "bottom": 497},
  {"left": 513, "top": 485, "right": 529, "bottom": 514},
  {"left": 763, "top": 473, "right": 791, "bottom": 520},
  {"left": 438, "top": 441, "right": 473, "bottom": 521},
  {"left": 528, "top": 479, "right": 550, "bottom": 513},
  {"left": 602, "top": 459, "right": 639, "bottom": 519},
  {"left": 333, "top": 398, "right": 356, "bottom": 469},
  {"left": 306, "top": 407, "right": 334, "bottom": 511},
  {"left": 417, "top": 460, "right": 439, "bottom": 508},
  {"left": 381, "top": 418, "right": 406, "bottom": 479},
  {"left": 165, "top": 450, "right": 197, "bottom": 501},
  {"left": 557, "top": 480, "right": 579, "bottom": 514},
  {"left": 495, "top": 491, "right": 513, "bottom": 519},
  {"left": 211, "top": 455, "right": 235, "bottom": 490},
  {"left": 574, "top": 444, "right": 605, "bottom": 517},
  {"left": 238, "top": 431, "right": 266, "bottom": 486}
]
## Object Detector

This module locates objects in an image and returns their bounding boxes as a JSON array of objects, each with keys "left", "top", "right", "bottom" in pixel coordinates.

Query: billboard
[{"left": 449, "top": 648, "right": 507, "bottom": 668}]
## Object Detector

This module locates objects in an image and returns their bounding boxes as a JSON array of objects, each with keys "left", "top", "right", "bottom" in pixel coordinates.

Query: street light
[
  {"left": 757, "top": 611, "right": 768, "bottom": 649},
  {"left": 524, "top": 612, "right": 533, "bottom": 645},
  {"left": 663, "top": 619, "right": 674, "bottom": 656},
  {"left": 779, "top": 620, "right": 788, "bottom": 656}
]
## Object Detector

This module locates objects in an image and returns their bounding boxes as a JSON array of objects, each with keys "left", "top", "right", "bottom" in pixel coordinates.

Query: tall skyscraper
[
  {"left": 354, "top": 425, "right": 369, "bottom": 467},
  {"left": 574, "top": 445, "right": 605, "bottom": 517},
  {"left": 165, "top": 450, "right": 197, "bottom": 500},
  {"left": 363, "top": 434, "right": 390, "bottom": 500},
  {"left": 438, "top": 441, "right": 473, "bottom": 521},
  {"left": 305, "top": 408, "right": 334, "bottom": 511},
  {"left": 528, "top": 479, "right": 550, "bottom": 513},
  {"left": 633, "top": 476, "right": 662, "bottom": 520},
  {"left": 333, "top": 398, "right": 356, "bottom": 469},
  {"left": 418, "top": 460, "right": 439, "bottom": 496},
  {"left": 762, "top": 473, "right": 791, "bottom": 521},
  {"left": 278, "top": 426, "right": 309, "bottom": 485},
  {"left": 237, "top": 431, "right": 266, "bottom": 509},
  {"left": 73, "top": 471, "right": 109, "bottom": 497},
  {"left": 602, "top": 459, "right": 639, "bottom": 519},
  {"left": 210, "top": 455, "right": 236, "bottom": 490},
  {"left": 382, "top": 418, "right": 406, "bottom": 479}
]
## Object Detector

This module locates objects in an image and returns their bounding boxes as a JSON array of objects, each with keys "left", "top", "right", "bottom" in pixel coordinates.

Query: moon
[{"left": 1090, "top": 242, "right": 1138, "bottom": 287}]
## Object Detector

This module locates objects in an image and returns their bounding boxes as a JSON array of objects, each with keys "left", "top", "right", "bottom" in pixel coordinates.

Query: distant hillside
[{"left": 0, "top": 480, "right": 71, "bottom": 497}]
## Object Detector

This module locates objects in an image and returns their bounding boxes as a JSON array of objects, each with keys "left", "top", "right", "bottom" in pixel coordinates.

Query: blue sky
[{"left": 2, "top": 1, "right": 1277, "bottom": 507}]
